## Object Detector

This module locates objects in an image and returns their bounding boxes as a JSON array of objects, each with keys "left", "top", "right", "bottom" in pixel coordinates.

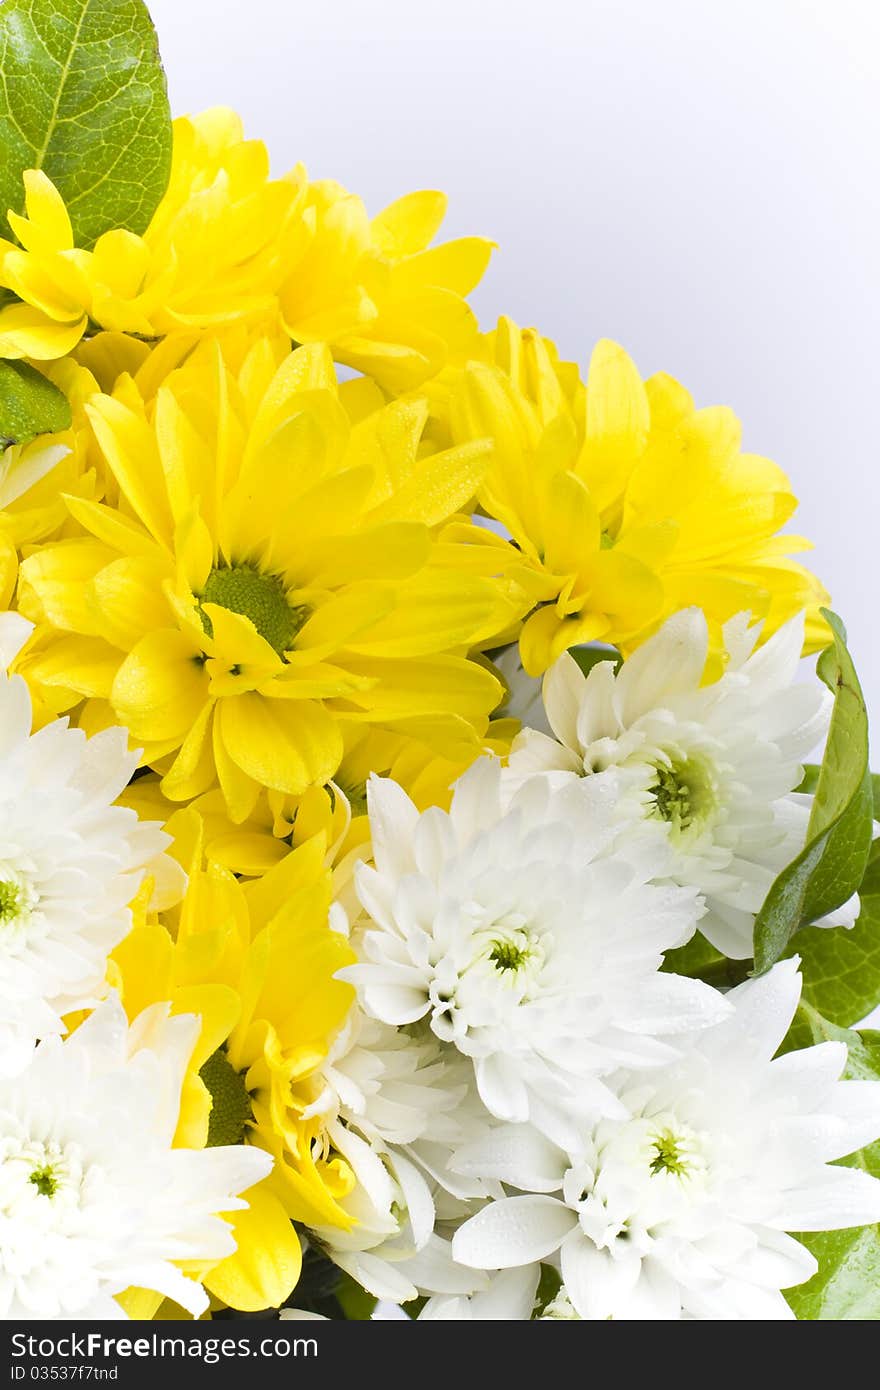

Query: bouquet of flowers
[{"left": 2, "top": 0, "right": 879, "bottom": 1324}]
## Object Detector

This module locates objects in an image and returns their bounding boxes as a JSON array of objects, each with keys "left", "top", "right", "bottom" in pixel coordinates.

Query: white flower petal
[
  {"left": 621, "top": 971, "right": 732, "bottom": 1035},
  {"left": 615, "top": 608, "right": 708, "bottom": 725},
  {"left": 365, "top": 775, "right": 420, "bottom": 879},
  {"left": 561, "top": 1233, "right": 641, "bottom": 1320},
  {"left": 476, "top": 1054, "right": 531, "bottom": 1124},
  {"left": 705, "top": 957, "right": 803, "bottom": 1061},
  {"left": 542, "top": 652, "right": 587, "bottom": 749},
  {"left": 452, "top": 1124, "right": 567, "bottom": 1193},
  {"left": 772, "top": 1165, "right": 880, "bottom": 1231},
  {"left": 0, "top": 614, "right": 34, "bottom": 670},
  {"left": 453, "top": 1195, "right": 576, "bottom": 1269}
]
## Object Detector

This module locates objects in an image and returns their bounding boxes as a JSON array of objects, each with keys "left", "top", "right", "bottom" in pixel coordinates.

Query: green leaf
[
  {"left": 661, "top": 934, "right": 724, "bottom": 979},
  {"left": 532, "top": 1263, "right": 562, "bottom": 1317},
  {"left": 804, "top": 764, "right": 880, "bottom": 818},
  {"left": 335, "top": 1272, "right": 377, "bottom": 1321},
  {"left": 787, "top": 841, "right": 880, "bottom": 1029},
  {"left": 0, "top": 359, "right": 71, "bottom": 443},
  {"left": 0, "top": 0, "right": 172, "bottom": 248},
  {"left": 784, "top": 1014, "right": 880, "bottom": 1319},
  {"left": 568, "top": 642, "right": 622, "bottom": 678},
  {"left": 753, "top": 611, "right": 873, "bottom": 974},
  {"left": 795, "top": 763, "right": 820, "bottom": 796}
]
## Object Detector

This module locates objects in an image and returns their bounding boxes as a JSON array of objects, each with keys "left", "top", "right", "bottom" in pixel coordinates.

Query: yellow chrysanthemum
[
  {"left": 0, "top": 111, "right": 295, "bottom": 358},
  {"left": 296, "top": 188, "right": 493, "bottom": 394},
  {"left": 16, "top": 337, "right": 519, "bottom": 814},
  {"left": 119, "top": 716, "right": 516, "bottom": 885},
  {"left": 0, "top": 434, "right": 68, "bottom": 605},
  {"left": 0, "top": 358, "right": 103, "bottom": 609},
  {"left": 446, "top": 318, "right": 828, "bottom": 673},
  {"left": 0, "top": 110, "right": 491, "bottom": 391},
  {"left": 111, "top": 818, "right": 358, "bottom": 1312}
]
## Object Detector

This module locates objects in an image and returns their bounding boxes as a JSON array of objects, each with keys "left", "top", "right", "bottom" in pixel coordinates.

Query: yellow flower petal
[
  {"left": 0, "top": 303, "right": 86, "bottom": 359},
  {"left": 295, "top": 586, "right": 396, "bottom": 655},
  {"left": 368, "top": 441, "right": 491, "bottom": 527},
  {"left": 112, "top": 926, "right": 174, "bottom": 1020},
  {"left": 337, "top": 653, "right": 502, "bottom": 720},
  {"left": 541, "top": 470, "right": 600, "bottom": 576},
  {"left": 520, "top": 604, "right": 610, "bottom": 676},
  {"left": 202, "top": 605, "right": 284, "bottom": 670},
  {"left": 203, "top": 1184, "right": 303, "bottom": 1313},
  {"left": 88, "top": 557, "right": 171, "bottom": 650},
  {"left": 371, "top": 190, "right": 447, "bottom": 256},
  {"left": 24, "top": 636, "right": 120, "bottom": 699},
  {"left": 63, "top": 496, "right": 159, "bottom": 559},
  {"left": 162, "top": 700, "right": 218, "bottom": 802},
  {"left": 115, "top": 1289, "right": 164, "bottom": 1320},
  {"left": 86, "top": 395, "right": 174, "bottom": 549},
  {"left": 217, "top": 692, "right": 343, "bottom": 797},
  {"left": 391, "top": 236, "right": 495, "bottom": 297},
  {"left": 112, "top": 629, "right": 210, "bottom": 743},
  {"left": 21, "top": 170, "right": 74, "bottom": 250},
  {"left": 301, "top": 523, "right": 429, "bottom": 587},
  {"left": 213, "top": 711, "right": 262, "bottom": 824},
  {"left": 346, "top": 573, "right": 517, "bottom": 657},
  {"left": 578, "top": 338, "right": 650, "bottom": 511},
  {"left": 18, "top": 541, "right": 114, "bottom": 634}
]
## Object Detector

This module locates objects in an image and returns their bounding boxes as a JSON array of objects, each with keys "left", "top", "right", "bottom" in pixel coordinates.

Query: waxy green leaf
[
  {"left": 789, "top": 842, "right": 880, "bottom": 1029},
  {"left": 0, "top": 0, "right": 172, "bottom": 248},
  {"left": 568, "top": 642, "right": 622, "bottom": 678},
  {"left": 0, "top": 359, "right": 70, "bottom": 443},
  {"left": 753, "top": 611, "right": 872, "bottom": 974}
]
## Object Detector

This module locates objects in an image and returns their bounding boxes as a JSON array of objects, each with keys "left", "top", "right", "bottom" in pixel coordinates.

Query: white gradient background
[{"left": 149, "top": 0, "right": 880, "bottom": 710}]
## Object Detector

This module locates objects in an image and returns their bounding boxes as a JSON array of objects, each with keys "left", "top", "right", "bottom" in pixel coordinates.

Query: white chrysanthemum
[
  {"left": 452, "top": 959, "right": 880, "bottom": 1320},
  {"left": 0, "top": 616, "right": 184, "bottom": 1073},
  {"left": 322, "top": 1009, "right": 494, "bottom": 1197},
  {"left": 346, "top": 757, "right": 725, "bottom": 1148},
  {"left": 0, "top": 994, "right": 270, "bottom": 1319},
  {"left": 508, "top": 609, "right": 844, "bottom": 958},
  {"left": 307, "top": 1006, "right": 493, "bottom": 1301},
  {"left": 308, "top": 1121, "right": 483, "bottom": 1304},
  {"left": 319, "top": 1010, "right": 472, "bottom": 1152}
]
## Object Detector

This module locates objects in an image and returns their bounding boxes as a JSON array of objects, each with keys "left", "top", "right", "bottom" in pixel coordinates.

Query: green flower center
[
  {"left": 650, "top": 1130, "right": 690, "bottom": 1177},
  {"left": 648, "top": 756, "right": 716, "bottom": 837},
  {"left": 489, "top": 939, "right": 531, "bottom": 973},
  {"left": 0, "top": 880, "right": 24, "bottom": 923},
  {"left": 28, "top": 1165, "right": 59, "bottom": 1198},
  {"left": 197, "top": 563, "right": 308, "bottom": 658},
  {"left": 200, "top": 1047, "right": 253, "bottom": 1147}
]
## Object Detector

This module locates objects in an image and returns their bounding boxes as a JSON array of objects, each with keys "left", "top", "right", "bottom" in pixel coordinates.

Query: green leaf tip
[{"left": 0, "top": 360, "right": 71, "bottom": 444}]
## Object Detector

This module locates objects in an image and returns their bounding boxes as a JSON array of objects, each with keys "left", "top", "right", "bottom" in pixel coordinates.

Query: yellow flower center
[
  {"left": 649, "top": 1130, "right": 690, "bottom": 1177},
  {"left": 28, "top": 1165, "right": 59, "bottom": 1198},
  {"left": 198, "top": 563, "right": 308, "bottom": 657},
  {"left": 0, "top": 880, "right": 25, "bottom": 923},
  {"left": 0, "top": 875, "right": 36, "bottom": 935}
]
